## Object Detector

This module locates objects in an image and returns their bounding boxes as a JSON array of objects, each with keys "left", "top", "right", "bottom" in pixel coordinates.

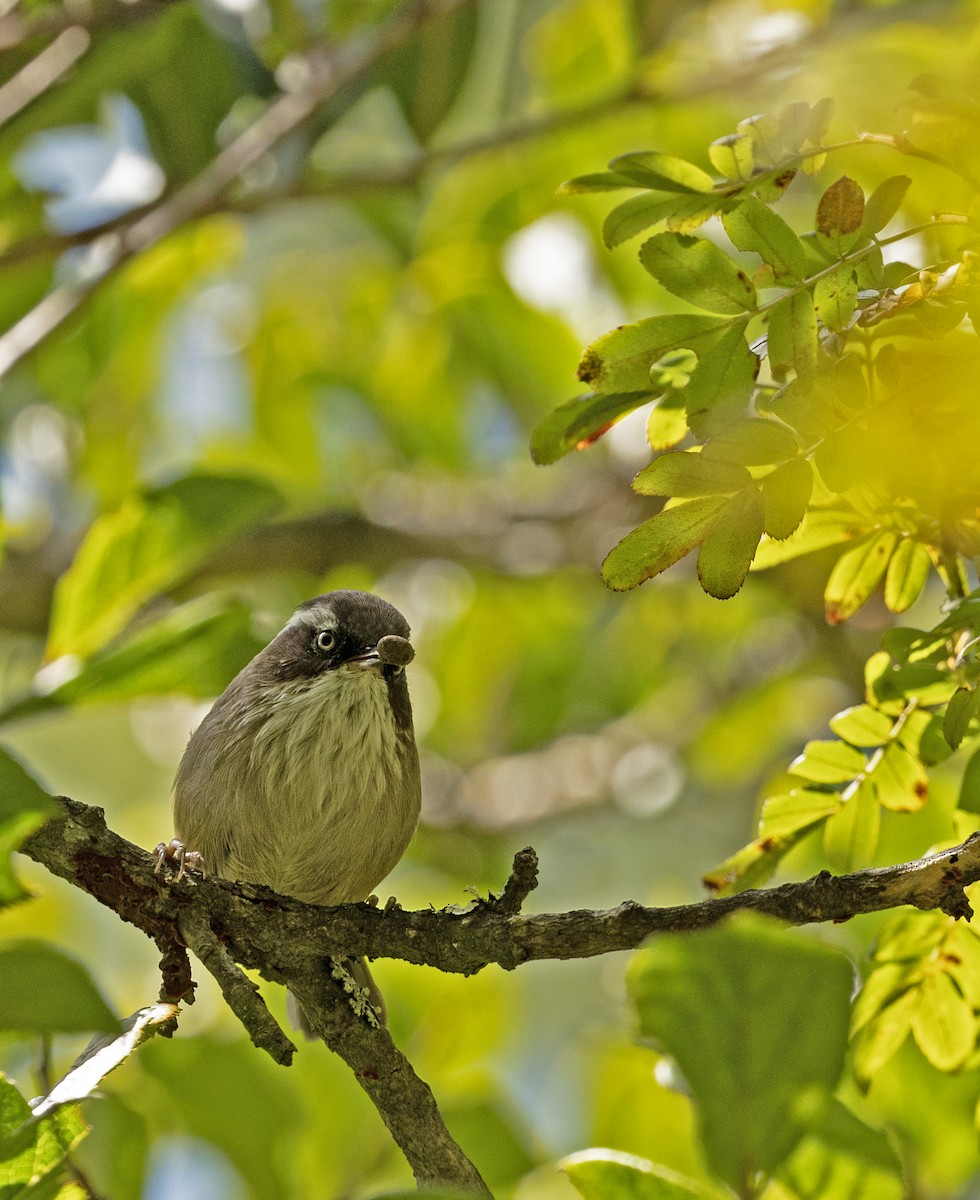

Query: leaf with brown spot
[
  {"left": 874, "top": 743, "right": 928, "bottom": 812},
  {"left": 817, "top": 177, "right": 865, "bottom": 237}
]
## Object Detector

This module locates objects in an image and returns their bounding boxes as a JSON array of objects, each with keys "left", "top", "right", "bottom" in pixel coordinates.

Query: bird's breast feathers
[{"left": 178, "top": 666, "right": 420, "bottom": 904}]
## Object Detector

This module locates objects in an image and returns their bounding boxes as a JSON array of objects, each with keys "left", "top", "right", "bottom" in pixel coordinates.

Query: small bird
[{"left": 155, "top": 589, "right": 421, "bottom": 1027}]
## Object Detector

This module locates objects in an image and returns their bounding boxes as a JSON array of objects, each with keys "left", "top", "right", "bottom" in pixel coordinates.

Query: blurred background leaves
[{"left": 1, "top": 0, "right": 980, "bottom": 1196}]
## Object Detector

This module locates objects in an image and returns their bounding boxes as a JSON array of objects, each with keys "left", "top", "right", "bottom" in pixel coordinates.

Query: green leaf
[
  {"left": 854, "top": 243, "right": 885, "bottom": 289},
  {"left": 813, "top": 423, "right": 866, "bottom": 495},
  {"left": 557, "top": 171, "right": 643, "bottom": 195},
  {"left": 531, "top": 391, "right": 655, "bottom": 464},
  {"left": 753, "top": 166, "right": 798, "bottom": 204},
  {"left": 779, "top": 101, "right": 812, "bottom": 152},
  {"left": 874, "top": 343, "right": 902, "bottom": 388},
  {"left": 665, "top": 198, "right": 723, "bottom": 235},
  {"left": 761, "top": 457, "right": 813, "bottom": 540},
  {"left": 806, "top": 97, "right": 835, "bottom": 144},
  {"left": 759, "top": 789, "right": 839, "bottom": 838},
  {"left": 824, "top": 531, "right": 898, "bottom": 623},
  {"left": 816, "top": 176, "right": 865, "bottom": 239},
  {"left": 944, "top": 686, "right": 978, "bottom": 751},
  {"left": 945, "top": 925, "right": 980, "bottom": 1007},
  {"left": 911, "top": 969, "right": 976, "bottom": 1071},
  {"left": 639, "top": 233, "right": 757, "bottom": 314},
  {"left": 682, "top": 323, "right": 759, "bottom": 437},
  {"left": 628, "top": 913, "right": 853, "bottom": 1192},
  {"left": 851, "top": 962, "right": 920, "bottom": 1037},
  {"left": 696, "top": 488, "right": 765, "bottom": 599},
  {"left": 777, "top": 1099, "right": 904, "bottom": 1200},
  {"left": 722, "top": 196, "right": 808, "bottom": 282},
  {"left": 884, "top": 538, "right": 931, "bottom": 613},
  {"left": 708, "top": 133, "right": 754, "bottom": 180},
  {"left": 872, "top": 911, "right": 946, "bottom": 964},
  {"left": 0, "top": 1075, "right": 86, "bottom": 1196},
  {"left": 1, "top": 598, "right": 264, "bottom": 723},
  {"left": 737, "top": 113, "right": 782, "bottom": 163},
  {"left": 767, "top": 291, "right": 818, "bottom": 382},
  {"left": 607, "top": 152, "right": 715, "bottom": 194},
  {"left": 829, "top": 705, "right": 894, "bottom": 747},
  {"left": 852, "top": 988, "right": 919, "bottom": 1086},
  {"left": 702, "top": 837, "right": 790, "bottom": 895},
  {"left": 753, "top": 508, "right": 866, "bottom": 570},
  {"left": 862, "top": 175, "right": 912, "bottom": 235},
  {"left": 47, "top": 475, "right": 282, "bottom": 661},
  {"left": 602, "top": 193, "right": 682, "bottom": 249},
  {"left": 873, "top": 743, "right": 928, "bottom": 812},
  {"left": 0, "top": 942, "right": 118, "bottom": 1035},
  {"left": 957, "top": 744, "right": 980, "bottom": 813},
  {"left": 602, "top": 497, "right": 727, "bottom": 591},
  {"left": 646, "top": 394, "right": 688, "bottom": 450},
  {"left": 803, "top": 151, "right": 828, "bottom": 176},
  {"left": 790, "top": 739, "right": 866, "bottom": 784},
  {"left": 648, "top": 348, "right": 698, "bottom": 391},
  {"left": 703, "top": 418, "right": 799, "bottom": 466},
  {"left": 814, "top": 265, "right": 858, "bottom": 332},
  {"left": 577, "top": 315, "right": 730, "bottom": 394},
  {"left": 823, "top": 777, "right": 880, "bottom": 870},
  {"left": 561, "top": 1149, "right": 711, "bottom": 1200},
  {"left": 873, "top": 662, "right": 959, "bottom": 709},
  {"left": 633, "top": 453, "right": 751, "bottom": 498},
  {"left": 0, "top": 749, "right": 56, "bottom": 908}
]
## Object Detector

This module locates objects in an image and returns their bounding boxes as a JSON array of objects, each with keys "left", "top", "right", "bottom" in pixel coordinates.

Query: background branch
[{"left": 0, "top": 0, "right": 477, "bottom": 380}]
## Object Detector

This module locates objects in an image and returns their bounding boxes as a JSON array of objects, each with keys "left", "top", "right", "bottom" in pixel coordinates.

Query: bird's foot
[{"left": 153, "top": 839, "right": 206, "bottom": 881}]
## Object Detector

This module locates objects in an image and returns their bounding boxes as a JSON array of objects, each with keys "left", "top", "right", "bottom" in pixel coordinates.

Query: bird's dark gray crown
[
  {"left": 255, "top": 589, "right": 411, "bottom": 687},
  {"left": 293, "top": 590, "right": 410, "bottom": 647}
]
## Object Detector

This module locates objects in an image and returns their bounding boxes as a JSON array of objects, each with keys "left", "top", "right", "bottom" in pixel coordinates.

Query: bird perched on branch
[{"left": 155, "top": 589, "right": 421, "bottom": 1028}]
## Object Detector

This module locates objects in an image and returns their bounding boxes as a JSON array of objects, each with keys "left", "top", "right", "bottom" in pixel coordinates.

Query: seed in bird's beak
[{"left": 377, "top": 635, "right": 414, "bottom": 667}]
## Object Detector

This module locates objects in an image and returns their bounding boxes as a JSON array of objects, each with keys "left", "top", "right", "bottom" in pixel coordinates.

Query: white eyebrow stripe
[{"left": 285, "top": 602, "right": 336, "bottom": 631}]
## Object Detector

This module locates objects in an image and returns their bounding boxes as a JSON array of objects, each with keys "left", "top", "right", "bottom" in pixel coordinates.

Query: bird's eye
[{"left": 315, "top": 630, "right": 337, "bottom": 653}]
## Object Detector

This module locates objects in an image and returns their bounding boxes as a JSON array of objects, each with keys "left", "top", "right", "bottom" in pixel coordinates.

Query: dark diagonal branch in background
[
  {"left": 0, "top": 0, "right": 181, "bottom": 52},
  {"left": 0, "top": 1, "right": 859, "bottom": 363},
  {"left": 18, "top": 797, "right": 980, "bottom": 1188},
  {"left": 0, "top": 0, "right": 476, "bottom": 381},
  {"left": 0, "top": 77, "right": 651, "bottom": 276}
]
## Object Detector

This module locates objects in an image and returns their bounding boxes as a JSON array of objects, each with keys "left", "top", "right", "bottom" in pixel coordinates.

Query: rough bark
[{"left": 20, "top": 797, "right": 980, "bottom": 1192}]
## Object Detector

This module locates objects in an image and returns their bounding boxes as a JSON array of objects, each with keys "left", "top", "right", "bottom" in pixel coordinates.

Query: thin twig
[
  {"left": 178, "top": 905, "right": 296, "bottom": 1065},
  {"left": 0, "top": 0, "right": 476, "bottom": 381}
]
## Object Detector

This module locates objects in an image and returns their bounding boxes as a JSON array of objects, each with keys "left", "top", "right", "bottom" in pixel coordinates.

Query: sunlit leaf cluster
[{"left": 538, "top": 90, "right": 980, "bottom": 606}]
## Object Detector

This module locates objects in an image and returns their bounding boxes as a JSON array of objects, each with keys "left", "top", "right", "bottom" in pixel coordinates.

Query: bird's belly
[
  {"left": 222, "top": 670, "right": 420, "bottom": 905},
  {"left": 226, "top": 776, "right": 419, "bottom": 905}
]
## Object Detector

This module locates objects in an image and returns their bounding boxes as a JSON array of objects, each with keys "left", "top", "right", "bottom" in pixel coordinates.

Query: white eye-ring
[{"left": 315, "top": 629, "right": 337, "bottom": 653}]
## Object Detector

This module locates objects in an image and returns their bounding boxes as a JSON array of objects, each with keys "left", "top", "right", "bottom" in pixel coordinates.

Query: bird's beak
[{"left": 346, "top": 648, "right": 383, "bottom": 672}]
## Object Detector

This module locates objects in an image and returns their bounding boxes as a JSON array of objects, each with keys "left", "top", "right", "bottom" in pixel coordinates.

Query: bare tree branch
[
  {"left": 16, "top": 793, "right": 980, "bottom": 1191},
  {"left": 25, "top": 799, "right": 980, "bottom": 985},
  {"left": 177, "top": 905, "right": 296, "bottom": 1066}
]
